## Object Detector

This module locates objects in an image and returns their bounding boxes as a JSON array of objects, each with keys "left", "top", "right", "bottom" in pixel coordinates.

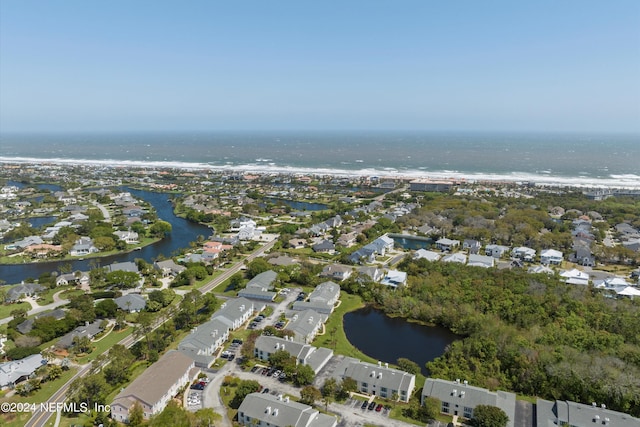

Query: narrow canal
[{"left": 1, "top": 188, "right": 211, "bottom": 285}]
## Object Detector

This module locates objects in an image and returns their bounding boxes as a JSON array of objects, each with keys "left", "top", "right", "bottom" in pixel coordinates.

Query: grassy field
[
  {"left": 0, "top": 301, "right": 31, "bottom": 320},
  {"left": 75, "top": 326, "right": 133, "bottom": 365},
  {"left": 211, "top": 273, "right": 241, "bottom": 297}
]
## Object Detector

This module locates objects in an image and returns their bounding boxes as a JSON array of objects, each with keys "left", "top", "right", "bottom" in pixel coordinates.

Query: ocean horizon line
[{"left": 2, "top": 156, "right": 639, "bottom": 190}]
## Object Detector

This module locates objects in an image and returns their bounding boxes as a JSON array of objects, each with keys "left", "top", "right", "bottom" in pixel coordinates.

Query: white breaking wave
[{"left": 1, "top": 156, "right": 639, "bottom": 189}]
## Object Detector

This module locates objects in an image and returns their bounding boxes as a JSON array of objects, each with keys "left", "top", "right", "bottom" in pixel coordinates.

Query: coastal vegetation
[{"left": 339, "top": 259, "right": 640, "bottom": 416}]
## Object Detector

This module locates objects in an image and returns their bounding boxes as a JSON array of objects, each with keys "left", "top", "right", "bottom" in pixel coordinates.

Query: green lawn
[
  {"left": 211, "top": 274, "right": 242, "bottom": 297},
  {"left": 58, "top": 289, "right": 85, "bottom": 300},
  {"left": 0, "top": 301, "right": 31, "bottom": 321},
  {"left": 170, "top": 270, "right": 225, "bottom": 292},
  {"left": 75, "top": 327, "right": 133, "bottom": 364},
  {"left": 312, "top": 292, "right": 378, "bottom": 363}
]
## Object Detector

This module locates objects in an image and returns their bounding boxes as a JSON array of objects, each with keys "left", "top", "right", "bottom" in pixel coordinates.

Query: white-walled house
[
  {"left": 512, "top": 247, "right": 536, "bottom": 262},
  {"left": 111, "top": 351, "right": 198, "bottom": 422},
  {"left": 541, "top": 249, "right": 563, "bottom": 265},
  {"left": 332, "top": 358, "right": 416, "bottom": 402},
  {"left": 422, "top": 378, "right": 516, "bottom": 427},
  {"left": 485, "top": 244, "right": 510, "bottom": 258},
  {"left": 237, "top": 393, "right": 338, "bottom": 427},
  {"left": 436, "top": 238, "right": 461, "bottom": 252},
  {"left": 254, "top": 335, "right": 333, "bottom": 374}
]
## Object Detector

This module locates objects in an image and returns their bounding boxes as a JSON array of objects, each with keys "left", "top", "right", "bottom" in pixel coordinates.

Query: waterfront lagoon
[
  {"left": 390, "top": 234, "right": 434, "bottom": 250},
  {"left": 344, "top": 306, "right": 459, "bottom": 376}
]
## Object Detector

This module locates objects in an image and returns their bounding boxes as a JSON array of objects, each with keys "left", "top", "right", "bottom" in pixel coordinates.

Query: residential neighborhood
[{"left": 1, "top": 163, "right": 639, "bottom": 427}]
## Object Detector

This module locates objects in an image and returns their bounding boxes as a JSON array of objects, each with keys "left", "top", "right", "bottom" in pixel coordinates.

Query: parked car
[
  {"left": 376, "top": 404, "right": 383, "bottom": 412},
  {"left": 368, "top": 401, "right": 376, "bottom": 410},
  {"left": 251, "top": 366, "right": 259, "bottom": 373},
  {"left": 361, "top": 401, "right": 368, "bottom": 409},
  {"left": 262, "top": 388, "right": 270, "bottom": 394}
]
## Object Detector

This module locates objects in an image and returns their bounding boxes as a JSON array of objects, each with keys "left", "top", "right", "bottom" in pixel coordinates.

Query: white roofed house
[
  {"left": 371, "top": 234, "right": 394, "bottom": 255},
  {"left": 436, "top": 238, "right": 461, "bottom": 252},
  {"left": 467, "top": 254, "right": 495, "bottom": 268},
  {"left": 111, "top": 350, "right": 198, "bottom": 422},
  {"left": 332, "top": 357, "right": 416, "bottom": 402},
  {"left": 442, "top": 252, "right": 467, "bottom": 264},
  {"left": 560, "top": 269, "right": 590, "bottom": 286},
  {"left": 511, "top": 246, "right": 536, "bottom": 262},
  {"left": 540, "top": 249, "right": 563, "bottom": 265},
  {"left": 237, "top": 393, "right": 337, "bottom": 427},
  {"left": 414, "top": 249, "right": 441, "bottom": 262},
  {"left": 114, "top": 229, "right": 139, "bottom": 244},
  {"left": 380, "top": 270, "right": 408, "bottom": 288},
  {"left": 55, "top": 271, "right": 90, "bottom": 287}
]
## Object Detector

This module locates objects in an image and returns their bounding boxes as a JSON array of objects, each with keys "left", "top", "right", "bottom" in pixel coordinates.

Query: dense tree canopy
[{"left": 346, "top": 257, "right": 640, "bottom": 415}]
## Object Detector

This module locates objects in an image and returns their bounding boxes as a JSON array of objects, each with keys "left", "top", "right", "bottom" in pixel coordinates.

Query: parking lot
[
  {"left": 343, "top": 397, "right": 391, "bottom": 418},
  {"left": 186, "top": 377, "right": 210, "bottom": 410}
]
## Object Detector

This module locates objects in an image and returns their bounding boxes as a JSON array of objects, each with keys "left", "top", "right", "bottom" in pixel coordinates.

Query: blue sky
[{"left": 1, "top": 1, "right": 639, "bottom": 132}]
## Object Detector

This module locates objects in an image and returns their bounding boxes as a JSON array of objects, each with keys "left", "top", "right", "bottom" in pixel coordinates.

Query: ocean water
[{"left": 0, "top": 131, "right": 638, "bottom": 188}]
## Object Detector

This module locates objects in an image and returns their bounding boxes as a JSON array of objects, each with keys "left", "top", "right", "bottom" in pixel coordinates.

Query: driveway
[{"left": 0, "top": 290, "right": 70, "bottom": 325}]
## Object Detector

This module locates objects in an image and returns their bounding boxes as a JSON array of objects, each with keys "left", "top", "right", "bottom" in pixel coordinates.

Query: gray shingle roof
[
  {"left": 114, "top": 294, "right": 147, "bottom": 312},
  {"left": 285, "top": 309, "right": 327, "bottom": 343},
  {"left": 112, "top": 350, "right": 194, "bottom": 409},
  {"left": 107, "top": 261, "right": 139, "bottom": 273},
  {"left": 0, "top": 354, "right": 46, "bottom": 387},
  {"left": 422, "top": 378, "right": 516, "bottom": 427},
  {"left": 238, "top": 393, "right": 337, "bottom": 427},
  {"left": 536, "top": 398, "right": 640, "bottom": 427},
  {"left": 56, "top": 320, "right": 104, "bottom": 349},
  {"left": 338, "top": 358, "right": 416, "bottom": 399}
]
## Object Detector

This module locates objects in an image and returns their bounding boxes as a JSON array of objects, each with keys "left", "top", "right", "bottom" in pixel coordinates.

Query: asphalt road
[{"left": 24, "top": 237, "right": 278, "bottom": 427}]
